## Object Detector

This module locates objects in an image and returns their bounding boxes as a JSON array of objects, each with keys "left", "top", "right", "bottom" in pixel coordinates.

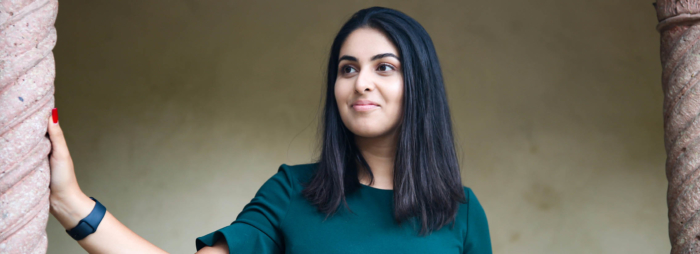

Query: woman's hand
[
  {"left": 47, "top": 108, "right": 82, "bottom": 199},
  {"left": 46, "top": 108, "right": 94, "bottom": 230}
]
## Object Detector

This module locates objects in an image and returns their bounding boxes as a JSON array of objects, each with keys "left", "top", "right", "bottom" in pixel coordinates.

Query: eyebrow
[{"left": 338, "top": 53, "right": 400, "bottom": 63}]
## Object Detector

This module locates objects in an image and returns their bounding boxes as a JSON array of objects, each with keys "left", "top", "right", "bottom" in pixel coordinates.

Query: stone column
[
  {"left": 656, "top": 1, "right": 700, "bottom": 253},
  {"left": 0, "top": 0, "right": 58, "bottom": 253}
]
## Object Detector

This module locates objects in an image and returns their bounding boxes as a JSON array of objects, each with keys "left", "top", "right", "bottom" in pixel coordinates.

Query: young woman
[{"left": 47, "top": 6, "right": 492, "bottom": 254}]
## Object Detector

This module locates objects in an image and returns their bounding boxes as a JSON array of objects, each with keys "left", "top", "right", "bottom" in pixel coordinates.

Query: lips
[
  {"left": 351, "top": 99, "right": 380, "bottom": 112},
  {"left": 353, "top": 105, "right": 379, "bottom": 111},
  {"left": 352, "top": 99, "right": 379, "bottom": 106}
]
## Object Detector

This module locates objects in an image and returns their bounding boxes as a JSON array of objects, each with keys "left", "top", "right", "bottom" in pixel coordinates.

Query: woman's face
[{"left": 335, "top": 28, "right": 404, "bottom": 139}]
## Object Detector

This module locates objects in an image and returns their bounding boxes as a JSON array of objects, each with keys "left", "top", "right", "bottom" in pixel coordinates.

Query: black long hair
[{"left": 302, "top": 6, "right": 466, "bottom": 236}]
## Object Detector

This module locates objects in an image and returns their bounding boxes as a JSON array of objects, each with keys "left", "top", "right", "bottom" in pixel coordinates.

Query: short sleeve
[
  {"left": 195, "top": 164, "right": 296, "bottom": 253},
  {"left": 463, "top": 188, "right": 492, "bottom": 254}
]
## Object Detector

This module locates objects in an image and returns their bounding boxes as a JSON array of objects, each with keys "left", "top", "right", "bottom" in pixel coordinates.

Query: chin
[{"left": 347, "top": 124, "right": 394, "bottom": 139}]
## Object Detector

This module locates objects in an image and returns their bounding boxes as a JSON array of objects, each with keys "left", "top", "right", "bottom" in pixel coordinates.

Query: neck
[{"left": 355, "top": 131, "right": 398, "bottom": 190}]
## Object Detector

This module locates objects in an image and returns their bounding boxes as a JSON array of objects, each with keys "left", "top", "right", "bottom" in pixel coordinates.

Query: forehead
[{"left": 339, "top": 28, "right": 399, "bottom": 59}]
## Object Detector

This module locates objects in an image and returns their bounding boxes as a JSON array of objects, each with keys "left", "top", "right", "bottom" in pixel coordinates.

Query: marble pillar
[
  {"left": 656, "top": 1, "right": 700, "bottom": 253},
  {"left": 0, "top": 0, "right": 58, "bottom": 253}
]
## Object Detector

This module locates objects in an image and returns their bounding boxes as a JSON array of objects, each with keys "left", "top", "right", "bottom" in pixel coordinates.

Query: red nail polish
[{"left": 52, "top": 108, "right": 58, "bottom": 123}]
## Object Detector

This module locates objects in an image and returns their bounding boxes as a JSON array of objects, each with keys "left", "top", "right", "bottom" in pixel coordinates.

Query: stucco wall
[{"left": 45, "top": 0, "right": 667, "bottom": 253}]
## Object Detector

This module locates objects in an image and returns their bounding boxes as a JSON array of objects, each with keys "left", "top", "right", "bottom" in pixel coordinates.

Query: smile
[{"left": 352, "top": 104, "right": 380, "bottom": 112}]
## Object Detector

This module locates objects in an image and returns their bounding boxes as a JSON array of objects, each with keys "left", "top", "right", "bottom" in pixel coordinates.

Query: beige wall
[{"left": 46, "top": 0, "right": 667, "bottom": 253}]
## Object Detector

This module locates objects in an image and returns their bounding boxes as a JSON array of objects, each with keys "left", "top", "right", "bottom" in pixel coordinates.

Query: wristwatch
[{"left": 65, "top": 197, "right": 107, "bottom": 241}]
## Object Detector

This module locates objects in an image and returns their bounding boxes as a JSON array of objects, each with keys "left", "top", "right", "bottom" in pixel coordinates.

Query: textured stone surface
[
  {"left": 0, "top": 0, "right": 57, "bottom": 253},
  {"left": 657, "top": 1, "right": 700, "bottom": 253},
  {"left": 656, "top": 0, "right": 700, "bottom": 21}
]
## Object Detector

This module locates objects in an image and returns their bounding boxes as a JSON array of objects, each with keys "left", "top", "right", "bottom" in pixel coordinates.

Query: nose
[{"left": 354, "top": 69, "right": 375, "bottom": 94}]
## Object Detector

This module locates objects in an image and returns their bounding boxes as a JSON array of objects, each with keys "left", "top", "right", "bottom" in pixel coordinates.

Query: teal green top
[{"left": 195, "top": 163, "right": 491, "bottom": 254}]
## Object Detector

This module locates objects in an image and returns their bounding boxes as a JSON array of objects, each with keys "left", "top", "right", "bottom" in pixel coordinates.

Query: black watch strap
[{"left": 65, "top": 197, "right": 106, "bottom": 241}]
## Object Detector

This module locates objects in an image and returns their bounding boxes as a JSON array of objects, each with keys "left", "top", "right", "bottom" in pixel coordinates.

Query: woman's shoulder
[
  {"left": 461, "top": 186, "right": 478, "bottom": 204},
  {"left": 459, "top": 186, "right": 486, "bottom": 217},
  {"left": 459, "top": 186, "right": 492, "bottom": 252},
  {"left": 458, "top": 186, "right": 491, "bottom": 250},
  {"left": 273, "top": 162, "right": 318, "bottom": 190},
  {"left": 455, "top": 186, "right": 488, "bottom": 231}
]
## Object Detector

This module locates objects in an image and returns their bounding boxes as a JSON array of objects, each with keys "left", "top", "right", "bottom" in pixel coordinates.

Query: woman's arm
[
  {"left": 49, "top": 189, "right": 170, "bottom": 253},
  {"left": 47, "top": 109, "right": 228, "bottom": 254},
  {"left": 51, "top": 192, "right": 229, "bottom": 254}
]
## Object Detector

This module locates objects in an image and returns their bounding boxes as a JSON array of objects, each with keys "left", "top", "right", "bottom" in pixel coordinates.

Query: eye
[
  {"left": 377, "top": 63, "right": 395, "bottom": 72},
  {"left": 341, "top": 65, "right": 357, "bottom": 74}
]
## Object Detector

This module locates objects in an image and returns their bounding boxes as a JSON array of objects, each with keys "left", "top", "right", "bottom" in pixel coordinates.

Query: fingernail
[{"left": 52, "top": 108, "right": 58, "bottom": 124}]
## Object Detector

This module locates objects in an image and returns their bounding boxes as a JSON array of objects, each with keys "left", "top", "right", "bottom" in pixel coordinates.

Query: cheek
[
  {"left": 385, "top": 82, "right": 404, "bottom": 128},
  {"left": 385, "top": 80, "right": 404, "bottom": 114},
  {"left": 334, "top": 79, "right": 355, "bottom": 114},
  {"left": 334, "top": 79, "right": 348, "bottom": 106},
  {"left": 388, "top": 84, "right": 403, "bottom": 104}
]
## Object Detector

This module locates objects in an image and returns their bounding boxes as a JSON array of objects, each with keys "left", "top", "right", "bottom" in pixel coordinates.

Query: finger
[{"left": 47, "top": 108, "right": 70, "bottom": 160}]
